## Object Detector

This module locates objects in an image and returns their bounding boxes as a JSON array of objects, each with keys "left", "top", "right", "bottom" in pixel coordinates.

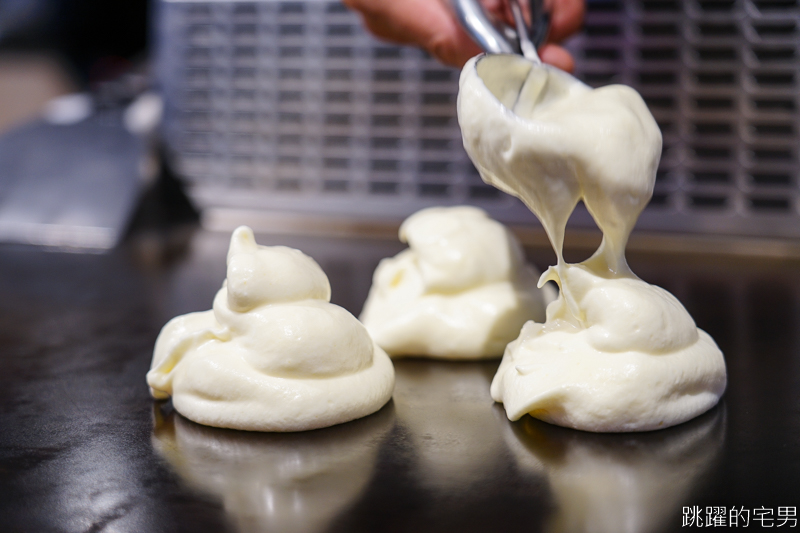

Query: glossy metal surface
[
  {"left": 452, "top": 0, "right": 549, "bottom": 57},
  {"left": 453, "top": 0, "right": 516, "bottom": 55},
  {"left": 1, "top": 225, "right": 799, "bottom": 532}
]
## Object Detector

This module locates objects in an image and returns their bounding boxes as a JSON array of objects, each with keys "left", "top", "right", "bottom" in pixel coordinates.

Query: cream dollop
[
  {"left": 360, "top": 206, "right": 554, "bottom": 359},
  {"left": 147, "top": 226, "right": 395, "bottom": 432},
  {"left": 458, "top": 54, "right": 726, "bottom": 432}
]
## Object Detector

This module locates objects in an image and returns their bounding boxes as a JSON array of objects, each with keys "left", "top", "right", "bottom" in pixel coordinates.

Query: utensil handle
[
  {"left": 452, "top": 0, "right": 550, "bottom": 56},
  {"left": 452, "top": 0, "right": 516, "bottom": 54}
]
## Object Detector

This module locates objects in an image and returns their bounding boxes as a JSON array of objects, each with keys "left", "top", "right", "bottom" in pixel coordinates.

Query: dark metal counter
[{"left": 1, "top": 226, "right": 799, "bottom": 533}]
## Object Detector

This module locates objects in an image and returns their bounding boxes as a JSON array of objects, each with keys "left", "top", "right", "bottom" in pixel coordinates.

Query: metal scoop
[{"left": 453, "top": 0, "right": 549, "bottom": 63}]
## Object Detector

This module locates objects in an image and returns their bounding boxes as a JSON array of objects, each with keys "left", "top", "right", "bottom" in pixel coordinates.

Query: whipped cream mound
[
  {"left": 147, "top": 226, "right": 395, "bottom": 432},
  {"left": 491, "top": 264, "right": 725, "bottom": 432},
  {"left": 360, "top": 206, "right": 555, "bottom": 359},
  {"left": 458, "top": 54, "right": 726, "bottom": 432}
]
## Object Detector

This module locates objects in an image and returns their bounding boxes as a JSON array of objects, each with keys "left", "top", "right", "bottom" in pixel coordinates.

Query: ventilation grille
[
  {"left": 158, "top": 0, "right": 800, "bottom": 238},
  {"left": 573, "top": 0, "right": 800, "bottom": 237}
]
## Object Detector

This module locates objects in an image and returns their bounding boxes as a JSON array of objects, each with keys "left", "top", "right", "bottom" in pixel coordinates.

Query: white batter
[
  {"left": 360, "top": 206, "right": 555, "bottom": 359},
  {"left": 147, "top": 226, "right": 395, "bottom": 432},
  {"left": 458, "top": 54, "right": 726, "bottom": 432}
]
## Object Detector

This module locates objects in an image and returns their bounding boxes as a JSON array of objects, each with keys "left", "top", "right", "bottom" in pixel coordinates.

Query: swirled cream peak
[
  {"left": 147, "top": 226, "right": 395, "bottom": 432},
  {"left": 360, "top": 206, "right": 554, "bottom": 359},
  {"left": 458, "top": 54, "right": 726, "bottom": 432}
]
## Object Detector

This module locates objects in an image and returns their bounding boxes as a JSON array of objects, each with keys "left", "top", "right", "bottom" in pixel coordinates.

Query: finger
[
  {"left": 538, "top": 43, "right": 575, "bottom": 72},
  {"left": 430, "top": 26, "right": 485, "bottom": 68},
  {"left": 483, "top": 0, "right": 584, "bottom": 42},
  {"left": 482, "top": 0, "right": 514, "bottom": 26},
  {"left": 344, "top": 0, "right": 483, "bottom": 67},
  {"left": 545, "top": 0, "right": 585, "bottom": 43}
]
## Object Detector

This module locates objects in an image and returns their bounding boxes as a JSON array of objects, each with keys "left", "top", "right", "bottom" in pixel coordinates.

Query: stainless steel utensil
[{"left": 453, "top": 0, "right": 549, "bottom": 62}]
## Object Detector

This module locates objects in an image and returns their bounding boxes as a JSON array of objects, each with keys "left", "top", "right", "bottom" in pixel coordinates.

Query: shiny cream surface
[
  {"left": 147, "top": 226, "right": 395, "bottom": 432},
  {"left": 458, "top": 55, "right": 726, "bottom": 432},
  {"left": 360, "top": 206, "right": 554, "bottom": 359}
]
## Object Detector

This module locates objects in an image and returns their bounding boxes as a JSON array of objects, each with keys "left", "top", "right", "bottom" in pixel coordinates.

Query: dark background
[{"left": 0, "top": 0, "right": 148, "bottom": 86}]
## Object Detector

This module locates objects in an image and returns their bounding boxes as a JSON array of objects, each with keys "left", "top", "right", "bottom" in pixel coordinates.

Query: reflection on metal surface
[
  {"left": 392, "top": 360, "right": 510, "bottom": 490},
  {"left": 152, "top": 402, "right": 393, "bottom": 533},
  {"left": 504, "top": 407, "right": 726, "bottom": 533}
]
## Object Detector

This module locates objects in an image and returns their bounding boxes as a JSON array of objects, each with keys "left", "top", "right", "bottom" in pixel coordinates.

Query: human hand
[{"left": 342, "top": 0, "right": 584, "bottom": 72}]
